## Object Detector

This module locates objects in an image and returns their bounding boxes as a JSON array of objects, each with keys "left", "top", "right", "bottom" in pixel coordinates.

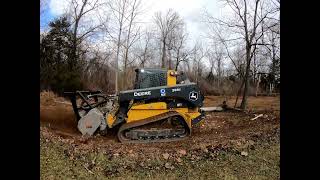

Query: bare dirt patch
[
  {"left": 40, "top": 92, "right": 280, "bottom": 158},
  {"left": 40, "top": 92, "right": 280, "bottom": 179},
  {"left": 40, "top": 91, "right": 78, "bottom": 135},
  {"left": 204, "top": 95, "right": 280, "bottom": 112}
]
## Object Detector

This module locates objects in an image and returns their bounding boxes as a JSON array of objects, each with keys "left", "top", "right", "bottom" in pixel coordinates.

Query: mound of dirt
[
  {"left": 40, "top": 91, "right": 78, "bottom": 135},
  {"left": 40, "top": 91, "right": 69, "bottom": 106}
]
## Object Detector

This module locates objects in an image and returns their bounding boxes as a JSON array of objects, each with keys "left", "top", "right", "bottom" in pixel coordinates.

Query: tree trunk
[
  {"left": 234, "top": 77, "right": 245, "bottom": 108},
  {"left": 115, "top": 31, "right": 121, "bottom": 93},
  {"left": 123, "top": 68, "right": 127, "bottom": 91},
  {"left": 255, "top": 73, "right": 260, "bottom": 97},
  {"left": 168, "top": 49, "right": 172, "bottom": 69},
  {"left": 123, "top": 49, "right": 129, "bottom": 90},
  {"left": 71, "top": 20, "right": 79, "bottom": 71},
  {"left": 161, "top": 40, "right": 166, "bottom": 68},
  {"left": 253, "top": 52, "right": 256, "bottom": 84},
  {"left": 240, "top": 47, "right": 251, "bottom": 110},
  {"left": 240, "top": 70, "right": 249, "bottom": 109},
  {"left": 196, "top": 61, "right": 200, "bottom": 84},
  {"left": 217, "top": 59, "right": 221, "bottom": 90},
  {"left": 141, "top": 40, "right": 148, "bottom": 68},
  {"left": 175, "top": 58, "right": 179, "bottom": 71}
]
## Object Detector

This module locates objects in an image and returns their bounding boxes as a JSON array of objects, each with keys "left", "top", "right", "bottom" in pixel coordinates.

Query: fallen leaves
[
  {"left": 113, "top": 153, "right": 120, "bottom": 158},
  {"left": 241, "top": 151, "right": 248, "bottom": 156},
  {"left": 176, "top": 157, "right": 183, "bottom": 163},
  {"left": 164, "top": 162, "right": 174, "bottom": 170},
  {"left": 177, "top": 149, "right": 187, "bottom": 156},
  {"left": 162, "top": 153, "right": 170, "bottom": 160},
  {"left": 40, "top": 99, "right": 279, "bottom": 177}
]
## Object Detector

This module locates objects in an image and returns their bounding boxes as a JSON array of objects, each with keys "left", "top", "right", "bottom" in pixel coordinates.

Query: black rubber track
[{"left": 117, "top": 111, "right": 190, "bottom": 143}]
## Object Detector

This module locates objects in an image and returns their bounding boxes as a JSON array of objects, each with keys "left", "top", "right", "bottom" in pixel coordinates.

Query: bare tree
[
  {"left": 82, "top": 48, "right": 114, "bottom": 91},
  {"left": 154, "top": 9, "right": 184, "bottom": 69},
  {"left": 168, "top": 22, "right": 189, "bottom": 71},
  {"left": 68, "top": 0, "right": 103, "bottom": 71},
  {"left": 204, "top": 0, "right": 279, "bottom": 109},
  {"left": 122, "top": 0, "right": 143, "bottom": 89},
  {"left": 166, "top": 23, "right": 185, "bottom": 69},
  {"left": 101, "top": 0, "right": 129, "bottom": 93},
  {"left": 191, "top": 41, "right": 207, "bottom": 84},
  {"left": 207, "top": 43, "right": 225, "bottom": 89},
  {"left": 264, "top": 3, "right": 280, "bottom": 93},
  {"left": 174, "top": 47, "right": 190, "bottom": 71},
  {"left": 135, "top": 29, "right": 153, "bottom": 67},
  {"left": 102, "top": 0, "right": 143, "bottom": 91}
]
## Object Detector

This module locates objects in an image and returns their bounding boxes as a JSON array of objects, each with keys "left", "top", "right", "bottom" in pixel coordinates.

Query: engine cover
[{"left": 119, "top": 83, "right": 204, "bottom": 107}]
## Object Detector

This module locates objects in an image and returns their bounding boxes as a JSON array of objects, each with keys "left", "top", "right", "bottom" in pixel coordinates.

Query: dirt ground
[
  {"left": 40, "top": 91, "right": 280, "bottom": 179},
  {"left": 204, "top": 95, "right": 280, "bottom": 113}
]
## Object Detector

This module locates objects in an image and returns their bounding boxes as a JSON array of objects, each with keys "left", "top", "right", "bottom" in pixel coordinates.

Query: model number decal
[
  {"left": 134, "top": 91, "right": 151, "bottom": 96},
  {"left": 172, "top": 88, "right": 181, "bottom": 92}
]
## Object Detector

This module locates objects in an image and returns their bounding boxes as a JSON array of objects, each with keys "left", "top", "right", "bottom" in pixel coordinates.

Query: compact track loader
[{"left": 65, "top": 68, "right": 206, "bottom": 143}]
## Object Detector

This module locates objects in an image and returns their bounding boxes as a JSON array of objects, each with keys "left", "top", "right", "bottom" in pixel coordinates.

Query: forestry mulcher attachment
[{"left": 65, "top": 68, "right": 205, "bottom": 143}]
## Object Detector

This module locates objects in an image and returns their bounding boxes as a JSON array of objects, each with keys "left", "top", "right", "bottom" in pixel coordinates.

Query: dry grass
[{"left": 40, "top": 90, "right": 69, "bottom": 106}]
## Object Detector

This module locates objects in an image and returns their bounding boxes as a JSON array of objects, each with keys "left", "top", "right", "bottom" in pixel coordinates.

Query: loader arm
[{"left": 64, "top": 91, "right": 114, "bottom": 121}]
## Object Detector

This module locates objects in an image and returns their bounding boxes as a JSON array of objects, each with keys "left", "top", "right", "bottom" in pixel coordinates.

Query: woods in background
[{"left": 40, "top": 0, "right": 280, "bottom": 109}]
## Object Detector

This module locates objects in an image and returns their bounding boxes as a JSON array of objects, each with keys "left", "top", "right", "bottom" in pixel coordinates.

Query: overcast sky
[
  {"left": 41, "top": 0, "right": 279, "bottom": 74},
  {"left": 41, "top": 0, "right": 226, "bottom": 44},
  {"left": 40, "top": 0, "right": 241, "bottom": 70}
]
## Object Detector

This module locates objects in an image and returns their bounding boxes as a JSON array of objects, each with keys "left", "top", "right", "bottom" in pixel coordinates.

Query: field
[{"left": 40, "top": 92, "right": 280, "bottom": 179}]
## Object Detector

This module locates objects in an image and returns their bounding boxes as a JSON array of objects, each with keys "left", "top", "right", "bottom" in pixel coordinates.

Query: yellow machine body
[
  {"left": 107, "top": 102, "right": 201, "bottom": 130},
  {"left": 167, "top": 70, "right": 177, "bottom": 86},
  {"left": 106, "top": 69, "right": 201, "bottom": 130},
  {"left": 67, "top": 68, "right": 204, "bottom": 143},
  {"left": 107, "top": 114, "right": 116, "bottom": 128}
]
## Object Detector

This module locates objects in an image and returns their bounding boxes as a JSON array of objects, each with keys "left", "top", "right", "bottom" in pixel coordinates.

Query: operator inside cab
[{"left": 176, "top": 71, "right": 191, "bottom": 84}]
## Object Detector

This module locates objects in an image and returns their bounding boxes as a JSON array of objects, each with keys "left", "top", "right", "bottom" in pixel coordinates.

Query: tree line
[{"left": 40, "top": 0, "right": 280, "bottom": 109}]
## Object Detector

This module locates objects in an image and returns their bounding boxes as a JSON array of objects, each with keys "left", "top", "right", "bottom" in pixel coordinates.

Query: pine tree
[{"left": 40, "top": 16, "right": 83, "bottom": 94}]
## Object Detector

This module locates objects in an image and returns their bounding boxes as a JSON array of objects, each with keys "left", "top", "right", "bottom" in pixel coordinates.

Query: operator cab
[{"left": 134, "top": 68, "right": 190, "bottom": 89}]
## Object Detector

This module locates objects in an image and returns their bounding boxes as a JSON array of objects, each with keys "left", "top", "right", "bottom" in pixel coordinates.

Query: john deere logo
[
  {"left": 134, "top": 91, "right": 151, "bottom": 97},
  {"left": 189, "top": 91, "right": 198, "bottom": 101}
]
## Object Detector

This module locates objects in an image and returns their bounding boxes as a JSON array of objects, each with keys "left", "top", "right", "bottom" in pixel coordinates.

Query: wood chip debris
[{"left": 250, "top": 114, "right": 264, "bottom": 121}]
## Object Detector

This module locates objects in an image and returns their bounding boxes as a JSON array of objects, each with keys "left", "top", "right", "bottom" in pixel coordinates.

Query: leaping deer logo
[{"left": 189, "top": 91, "right": 198, "bottom": 101}]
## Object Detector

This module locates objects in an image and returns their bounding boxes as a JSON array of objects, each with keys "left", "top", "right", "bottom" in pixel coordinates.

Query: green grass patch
[{"left": 40, "top": 135, "right": 279, "bottom": 180}]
